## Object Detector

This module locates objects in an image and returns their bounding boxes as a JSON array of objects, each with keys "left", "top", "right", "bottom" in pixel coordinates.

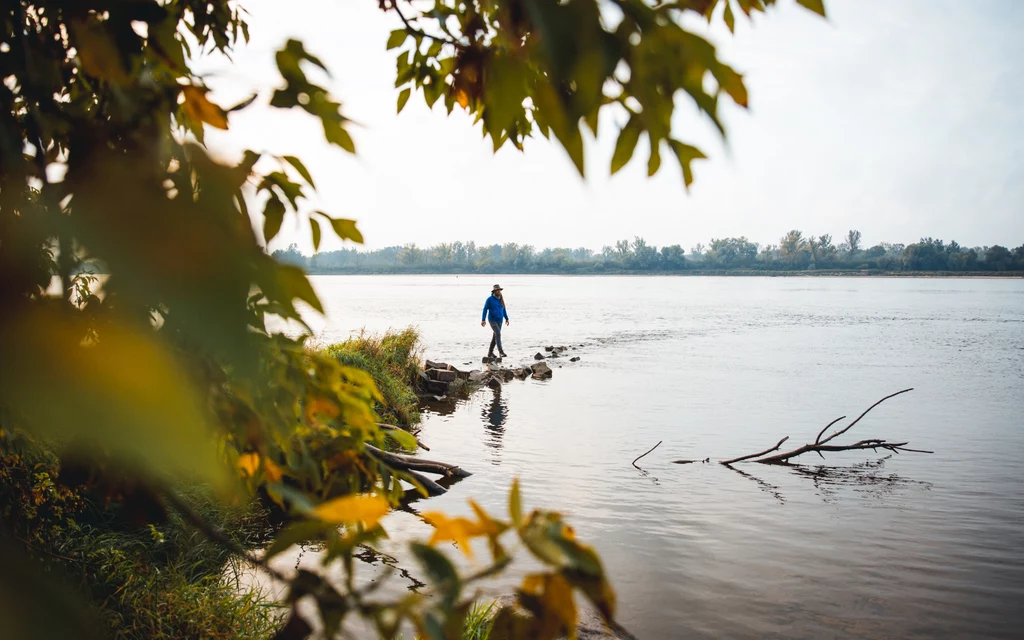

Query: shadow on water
[
  {"left": 727, "top": 456, "right": 931, "bottom": 505},
  {"left": 727, "top": 464, "right": 786, "bottom": 504}
]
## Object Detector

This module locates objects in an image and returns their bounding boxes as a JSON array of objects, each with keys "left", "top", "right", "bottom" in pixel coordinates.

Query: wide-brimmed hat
[{"left": 492, "top": 284, "right": 503, "bottom": 291}]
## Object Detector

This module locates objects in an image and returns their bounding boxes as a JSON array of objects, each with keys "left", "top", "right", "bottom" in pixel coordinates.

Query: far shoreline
[{"left": 301, "top": 269, "right": 1024, "bottom": 279}]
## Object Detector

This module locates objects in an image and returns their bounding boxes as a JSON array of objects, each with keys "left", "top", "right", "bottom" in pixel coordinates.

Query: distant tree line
[{"left": 274, "top": 231, "right": 1024, "bottom": 274}]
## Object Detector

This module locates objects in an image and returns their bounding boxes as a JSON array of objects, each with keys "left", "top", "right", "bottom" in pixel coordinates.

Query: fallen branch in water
[
  {"left": 364, "top": 443, "right": 471, "bottom": 496},
  {"left": 632, "top": 441, "right": 662, "bottom": 468},
  {"left": 721, "top": 388, "right": 933, "bottom": 465},
  {"left": 364, "top": 443, "right": 471, "bottom": 478}
]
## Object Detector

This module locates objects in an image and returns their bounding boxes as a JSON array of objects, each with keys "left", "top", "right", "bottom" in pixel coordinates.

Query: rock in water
[
  {"left": 534, "top": 352, "right": 545, "bottom": 360},
  {"left": 487, "top": 377, "right": 502, "bottom": 390},
  {"left": 530, "top": 362, "right": 553, "bottom": 379},
  {"left": 570, "top": 356, "right": 580, "bottom": 362}
]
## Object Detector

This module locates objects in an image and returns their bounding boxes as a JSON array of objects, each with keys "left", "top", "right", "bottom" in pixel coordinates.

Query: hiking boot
[{"left": 498, "top": 352, "right": 508, "bottom": 358}]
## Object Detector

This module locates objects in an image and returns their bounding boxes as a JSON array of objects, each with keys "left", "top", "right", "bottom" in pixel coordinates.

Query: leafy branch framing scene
[{"left": 13, "top": 0, "right": 1000, "bottom": 638}]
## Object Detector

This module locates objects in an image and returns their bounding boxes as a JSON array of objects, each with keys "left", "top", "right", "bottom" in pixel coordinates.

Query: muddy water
[{"left": 275, "top": 275, "right": 1024, "bottom": 639}]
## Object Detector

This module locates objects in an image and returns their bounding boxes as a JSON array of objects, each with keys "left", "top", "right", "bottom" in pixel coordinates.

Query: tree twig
[
  {"left": 386, "top": 0, "right": 466, "bottom": 50},
  {"left": 631, "top": 441, "right": 662, "bottom": 468},
  {"left": 720, "top": 436, "right": 789, "bottom": 466},
  {"left": 818, "top": 388, "right": 913, "bottom": 445},
  {"left": 815, "top": 416, "right": 846, "bottom": 445}
]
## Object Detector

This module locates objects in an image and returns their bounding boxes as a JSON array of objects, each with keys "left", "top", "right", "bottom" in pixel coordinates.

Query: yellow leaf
[
  {"left": 468, "top": 499, "right": 503, "bottom": 536},
  {"left": 263, "top": 458, "right": 284, "bottom": 483},
  {"left": 304, "top": 397, "right": 340, "bottom": 424},
  {"left": 237, "top": 453, "right": 260, "bottom": 478},
  {"left": 422, "top": 511, "right": 488, "bottom": 558},
  {"left": 520, "top": 573, "right": 577, "bottom": 634},
  {"left": 182, "top": 86, "right": 229, "bottom": 130},
  {"left": 312, "top": 494, "right": 390, "bottom": 528}
]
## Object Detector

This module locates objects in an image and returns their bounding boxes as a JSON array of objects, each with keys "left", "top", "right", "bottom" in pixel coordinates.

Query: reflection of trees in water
[
  {"left": 728, "top": 456, "right": 931, "bottom": 505},
  {"left": 482, "top": 386, "right": 508, "bottom": 462}
]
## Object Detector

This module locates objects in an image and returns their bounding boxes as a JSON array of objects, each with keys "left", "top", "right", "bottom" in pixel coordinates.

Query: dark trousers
[{"left": 488, "top": 320, "right": 505, "bottom": 356}]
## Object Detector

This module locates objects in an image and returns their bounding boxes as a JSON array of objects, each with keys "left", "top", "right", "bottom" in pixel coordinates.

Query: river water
[{"left": 287, "top": 275, "right": 1024, "bottom": 639}]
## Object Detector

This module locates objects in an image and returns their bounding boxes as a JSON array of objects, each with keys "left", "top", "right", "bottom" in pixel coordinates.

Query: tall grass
[
  {"left": 52, "top": 487, "right": 280, "bottom": 640},
  {"left": 321, "top": 327, "right": 424, "bottom": 428}
]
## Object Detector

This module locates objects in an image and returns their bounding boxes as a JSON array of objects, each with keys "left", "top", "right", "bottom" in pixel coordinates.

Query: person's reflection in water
[{"left": 482, "top": 385, "right": 508, "bottom": 463}]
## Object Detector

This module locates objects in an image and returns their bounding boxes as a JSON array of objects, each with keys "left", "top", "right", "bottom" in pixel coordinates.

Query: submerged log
[
  {"left": 364, "top": 443, "right": 471, "bottom": 479},
  {"left": 364, "top": 443, "right": 472, "bottom": 496}
]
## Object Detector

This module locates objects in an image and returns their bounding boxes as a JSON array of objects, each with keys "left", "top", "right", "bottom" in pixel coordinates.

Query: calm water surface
[{"left": 288, "top": 275, "right": 1024, "bottom": 639}]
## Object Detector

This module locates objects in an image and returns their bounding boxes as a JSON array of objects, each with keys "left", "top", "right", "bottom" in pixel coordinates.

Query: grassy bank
[
  {"left": 0, "top": 436, "right": 279, "bottom": 639},
  {"left": 320, "top": 327, "right": 424, "bottom": 428},
  {"left": 0, "top": 328, "right": 431, "bottom": 639},
  {"left": 0, "top": 328, "right": 511, "bottom": 639}
]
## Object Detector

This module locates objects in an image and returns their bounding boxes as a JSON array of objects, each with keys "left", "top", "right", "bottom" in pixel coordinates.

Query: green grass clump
[
  {"left": 462, "top": 600, "right": 496, "bottom": 640},
  {"left": 1, "top": 436, "right": 280, "bottom": 640},
  {"left": 55, "top": 487, "right": 279, "bottom": 640},
  {"left": 321, "top": 327, "right": 423, "bottom": 428}
]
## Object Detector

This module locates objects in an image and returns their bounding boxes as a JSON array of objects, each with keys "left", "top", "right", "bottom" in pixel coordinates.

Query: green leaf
[
  {"left": 227, "top": 93, "right": 258, "bottom": 112},
  {"left": 324, "top": 121, "right": 356, "bottom": 153},
  {"left": 724, "top": 2, "right": 736, "bottom": 33},
  {"left": 410, "top": 542, "right": 460, "bottom": 591},
  {"left": 796, "top": 0, "right": 827, "bottom": 17},
  {"left": 263, "top": 196, "right": 285, "bottom": 242},
  {"left": 387, "top": 29, "right": 408, "bottom": 51},
  {"left": 397, "top": 87, "right": 412, "bottom": 114},
  {"left": 647, "top": 137, "right": 662, "bottom": 176},
  {"left": 277, "top": 265, "right": 324, "bottom": 314},
  {"left": 384, "top": 427, "right": 418, "bottom": 452},
  {"left": 610, "top": 117, "right": 641, "bottom": 175},
  {"left": 317, "top": 213, "right": 364, "bottom": 244},
  {"left": 283, "top": 156, "right": 315, "bottom": 188},
  {"left": 668, "top": 139, "right": 707, "bottom": 189},
  {"left": 310, "top": 218, "right": 321, "bottom": 252},
  {"left": 714, "top": 63, "right": 748, "bottom": 108},
  {"left": 510, "top": 478, "right": 524, "bottom": 529}
]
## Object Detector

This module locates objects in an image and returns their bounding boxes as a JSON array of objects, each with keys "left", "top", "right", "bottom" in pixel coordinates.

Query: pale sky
[{"left": 199, "top": 0, "right": 1024, "bottom": 253}]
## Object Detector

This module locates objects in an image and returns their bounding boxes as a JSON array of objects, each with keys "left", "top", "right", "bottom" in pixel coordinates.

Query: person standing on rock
[{"left": 481, "top": 284, "right": 509, "bottom": 359}]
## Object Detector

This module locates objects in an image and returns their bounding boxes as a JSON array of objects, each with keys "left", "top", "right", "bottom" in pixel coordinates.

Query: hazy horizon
[{"left": 199, "top": 0, "right": 1024, "bottom": 253}]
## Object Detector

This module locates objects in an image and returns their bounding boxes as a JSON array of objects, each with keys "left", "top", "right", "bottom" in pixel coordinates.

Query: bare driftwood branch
[
  {"left": 720, "top": 436, "right": 790, "bottom": 466},
  {"left": 632, "top": 441, "right": 662, "bottom": 468},
  {"left": 723, "top": 388, "right": 932, "bottom": 465}
]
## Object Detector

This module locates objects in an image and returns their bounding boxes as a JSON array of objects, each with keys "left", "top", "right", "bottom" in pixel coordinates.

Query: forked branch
[{"left": 722, "top": 388, "right": 932, "bottom": 465}]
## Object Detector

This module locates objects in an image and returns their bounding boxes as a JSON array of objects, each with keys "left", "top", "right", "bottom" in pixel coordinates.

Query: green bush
[{"left": 322, "top": 328, "right": 423, "bottom": 428}]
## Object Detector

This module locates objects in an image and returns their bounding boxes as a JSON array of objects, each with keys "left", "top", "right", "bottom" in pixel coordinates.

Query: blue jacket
[{"left": 482, "top": 294, "right": 508, "bottom": 323}]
